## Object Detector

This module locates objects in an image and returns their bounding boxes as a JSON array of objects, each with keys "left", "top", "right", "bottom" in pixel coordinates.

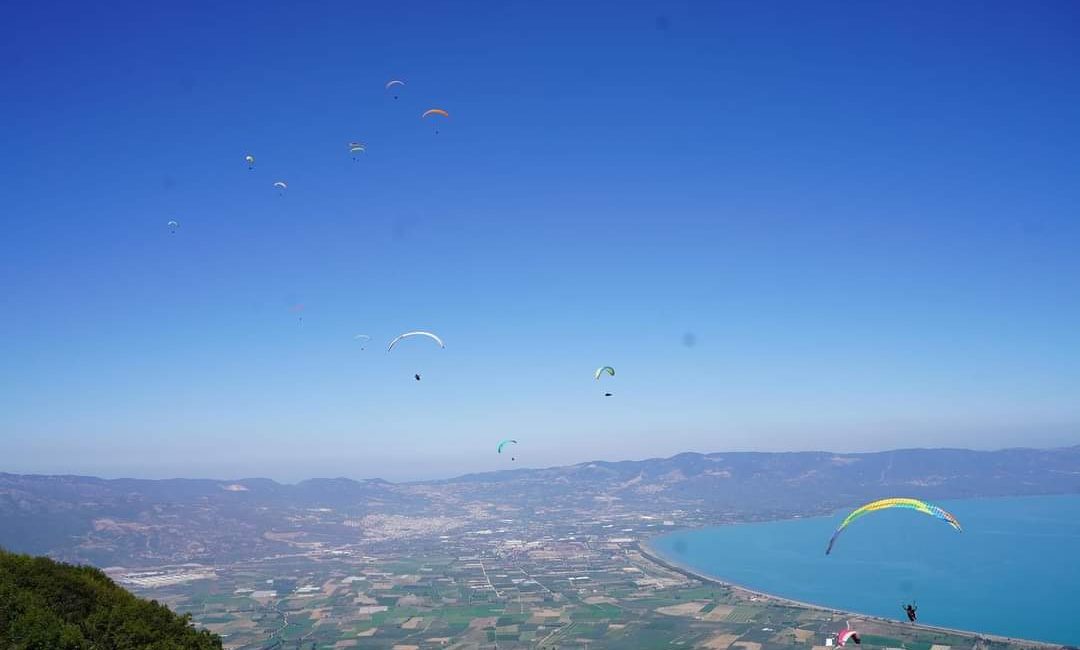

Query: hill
[
  {"left": 1, "top": 445, "right": 1078, "bottom": 567},
  {"left": 0, "top": 547, "right": 221, "bottom": 649}
]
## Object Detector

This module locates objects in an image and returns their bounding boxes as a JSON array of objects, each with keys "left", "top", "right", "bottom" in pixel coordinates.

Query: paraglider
[
  {"left": 290, "top": 303, "right": 304, "bottom": 325},
  {"left": 167, "top": 219, "right": 179, "bottom": 234},
  {"left": 595, "top": 366, "right": 615, "bottom": 396},
  {"left": 353, "top": 334, "right": 371, "bottom": 350},
  {"left": 349, "top": 143, "right": 365, "bottom": 161},
  {"left": 386, "top": 79, "right": 405, "bottom": 99},
  {"left": 273, "top": 181, "right": 288, "bottom": 195},
  {"left": 497, "top": 439, "right": 518, "bottom": 460},
  {"left": 903, "top": 603, "right": 918, "bottom": 622},
  {"left": 422, "top": 108, "right": 449, "bottom": 134},
  {"left": 387, "top": 331, "right": 444, "bottom": 381},
  {"left": 837, "top": 627, "right": 861, "bottom": 646},
  {"left": 244, "top": 154, "right": 255, "bottom": 170},
  {"left": 825, "top": 498, "right": 961, "bottom": 555},
  {"left": 387, "top": 331, "right": 445, "bottom": 351}
]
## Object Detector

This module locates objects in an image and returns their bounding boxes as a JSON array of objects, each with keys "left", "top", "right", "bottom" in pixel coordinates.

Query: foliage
[{"left": 0, "top": 548, "right": 221, "bottom": 649}]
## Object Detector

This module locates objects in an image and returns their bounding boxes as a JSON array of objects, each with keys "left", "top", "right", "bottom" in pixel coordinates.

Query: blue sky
[{"left": 2, "top": 1, "right": 1078, "bottom": 481}]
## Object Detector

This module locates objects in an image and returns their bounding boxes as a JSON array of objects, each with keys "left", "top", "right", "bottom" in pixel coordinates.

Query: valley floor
[{"left": 115, "top": 529, "right": 1057, "bottom": 650}]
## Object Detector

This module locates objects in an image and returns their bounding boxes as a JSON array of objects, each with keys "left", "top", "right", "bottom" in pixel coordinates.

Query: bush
[{"left": 0, "top": 548, "right": 222, "bottom": 649}]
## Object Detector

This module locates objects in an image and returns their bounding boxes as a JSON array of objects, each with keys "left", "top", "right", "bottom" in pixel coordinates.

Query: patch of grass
[{"left": 571, "top": 603, "right": 622, "bottom": 621}]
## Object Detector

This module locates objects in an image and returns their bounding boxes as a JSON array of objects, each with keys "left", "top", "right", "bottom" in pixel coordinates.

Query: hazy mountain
[{"left": 1, "top": 446, "right": 1078, "bottom": 567}]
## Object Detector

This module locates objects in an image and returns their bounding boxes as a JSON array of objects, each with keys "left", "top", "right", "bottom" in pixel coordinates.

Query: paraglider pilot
[{"left": 903, "top": 603, "right": 917, "bottom": 622}]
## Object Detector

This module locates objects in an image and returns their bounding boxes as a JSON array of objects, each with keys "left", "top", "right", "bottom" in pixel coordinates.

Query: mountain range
[{"left": 2, "top": 445, "right": 1078, "bottom": 567}]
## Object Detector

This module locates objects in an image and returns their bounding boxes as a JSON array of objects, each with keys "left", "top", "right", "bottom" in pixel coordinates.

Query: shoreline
[{"left": 637, "top": 538, "right": 1064, "bottom": 649}]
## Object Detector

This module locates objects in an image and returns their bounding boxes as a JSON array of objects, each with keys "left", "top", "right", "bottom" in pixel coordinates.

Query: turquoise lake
[{"left": 648, "top": 494, "right": 1080, "bottom": 645}]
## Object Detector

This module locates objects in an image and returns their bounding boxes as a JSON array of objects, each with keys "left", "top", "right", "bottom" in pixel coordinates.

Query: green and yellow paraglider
[{"left": 825, "top": 497, "right": 962, "bottom": 555}]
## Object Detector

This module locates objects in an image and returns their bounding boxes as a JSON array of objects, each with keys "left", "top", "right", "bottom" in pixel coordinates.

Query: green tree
[{"left": 0, "top": 548, "right": 221, "bottom": 649}]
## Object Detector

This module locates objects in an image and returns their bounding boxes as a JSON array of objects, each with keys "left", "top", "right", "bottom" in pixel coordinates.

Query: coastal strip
[{"left": 637, "top": 539, "right": 1062, "bottom": 650}]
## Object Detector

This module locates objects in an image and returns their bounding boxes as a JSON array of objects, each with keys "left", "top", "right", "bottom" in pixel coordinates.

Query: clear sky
[{"left": 2, "top": 1, "right": 1078, "bottom": 482}]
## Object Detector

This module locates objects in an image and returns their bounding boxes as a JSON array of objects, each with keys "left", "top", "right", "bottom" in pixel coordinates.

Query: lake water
[{"left": 647, "top": 494, "right": 1080, "bottom": 645}]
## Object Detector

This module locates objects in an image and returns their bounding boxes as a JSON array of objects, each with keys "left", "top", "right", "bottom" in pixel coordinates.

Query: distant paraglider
[
  {"left": 290, "top": 303, "right": 304, "bottom": 325},
  {"left": 497, "top": 439, "right": 518, "bottom": 461},
  {"left": 422, "top": 108, "right": 449, "bottom": 134},
  {"left": 348, "top": 143, "right": 366, "bottom": 161},
  {"left": 167, "top": 219, "right": 179, "bottom": 234},
  {"left": 274, "top": 181, "right": 288, "bottom": 195},
  {"left": 825, "top": 498, "right": 962, "bottom": 555},
  {"left": 353, "top": 334, "right": 371, "bottom": 350},
  {"left": 244, "top": 154, "right": 255, "bottom": 170},
  {"left": 387, "top": 331, "right": 445, "bottom": 351},
  {"left": 386, "top": 79, "right": 405, "bottom": 99},
  {"left": 595, "top": 366, "right": 615, "bottom": 397},
  {"left": 387, "top": 331, "right": 444, "bottom": 381}
]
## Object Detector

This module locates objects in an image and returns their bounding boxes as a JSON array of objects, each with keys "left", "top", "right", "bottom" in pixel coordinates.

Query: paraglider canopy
[
  {"left": 353, "top": 334, "right": 371, "bottom": 350},
  {"left": 386, "top": 79, "right": 405, "bottom": 99},
  {"left": 273, "top": 181, "right": 288, "bottom": 192},
  {"left": 825, "top": 498, "right": 961, "bottom": 555},
  {"left": 837, "top": 629, "right": 861, "bottom": 647},
  {"left": 387, "top": 331, "right": 445, "bottom": 351},
  {"left": 244, "top": 154, "right": 255, "bottom": 169},
  {"left": 594, "top": 366, "right": 615, "bottom": 380},
  {"left": 497, "top": 439, "right": 518, "bottom": 454},
  {"left": 167, "top": 219, "right": 179, "bottom": 234},
  {"left": 422, "top": 108, "right": 449, "bottom": 134}
]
